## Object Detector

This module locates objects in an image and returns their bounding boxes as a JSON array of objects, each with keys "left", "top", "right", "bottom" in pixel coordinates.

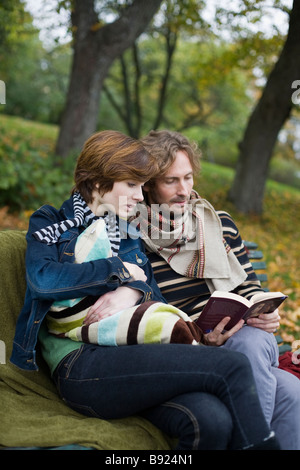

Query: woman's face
[{"left": 91, "top": 180, "right": 145, "bottom": 218}]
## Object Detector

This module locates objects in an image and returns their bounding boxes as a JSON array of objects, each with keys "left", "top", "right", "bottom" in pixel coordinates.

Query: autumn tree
[
  {"left": 55, "top": 0, "right": 162, "bottom": 158},
  {"left": 102, "top": 0, "right": 208, "bottom": 138},
  {"left": 229, "top": 0, "right": 300, "bottom": 214}
]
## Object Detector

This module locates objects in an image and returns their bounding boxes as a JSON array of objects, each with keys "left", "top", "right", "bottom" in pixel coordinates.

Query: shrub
[{"left": 0, "top": 124, "right": 73, "bottom": 211}]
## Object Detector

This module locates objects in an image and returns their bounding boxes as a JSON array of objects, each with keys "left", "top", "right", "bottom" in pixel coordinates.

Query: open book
[{"left": 195, "top": 290, "right": 287, "bottom": 333}]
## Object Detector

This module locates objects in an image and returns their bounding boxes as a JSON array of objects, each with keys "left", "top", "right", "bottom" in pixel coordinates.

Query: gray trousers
[{"left": 224, "top": 325, "right": 300, "bottom": 450}]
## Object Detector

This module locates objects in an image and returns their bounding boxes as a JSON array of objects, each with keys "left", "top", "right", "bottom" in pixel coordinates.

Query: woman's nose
[{"left": 134, "top": 185, "right": 144, "bottom": 201}]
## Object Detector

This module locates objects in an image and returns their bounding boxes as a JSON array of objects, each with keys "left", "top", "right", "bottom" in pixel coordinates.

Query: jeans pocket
[
  {"left": 55, "top": 346, "right": 84, "bottom": 381},
  {"left": 66, "top": 347, "right": 84, "bottom": 378},
  {"left": 62, "top": 397, "right": 103, "bottom": 418},
  {"left": 53, "top": 344, "right": 119, "bottom": 420}
]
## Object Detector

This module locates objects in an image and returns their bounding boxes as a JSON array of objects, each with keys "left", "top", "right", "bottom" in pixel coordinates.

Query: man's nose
[{"left": 177, "top": 181, "right": 189, "bottom": 196}]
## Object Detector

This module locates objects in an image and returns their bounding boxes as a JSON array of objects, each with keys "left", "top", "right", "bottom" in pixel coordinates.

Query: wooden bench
[
  {"left": 244, "top": 240, "right": 291, "bottom": 355},
  {"left": 244, "top": 240, "right": 269, "bottom": 288}
]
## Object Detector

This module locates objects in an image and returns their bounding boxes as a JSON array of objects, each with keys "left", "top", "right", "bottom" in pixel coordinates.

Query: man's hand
[
  {"left": 204, "top": 308, "right": 281, "bottom": 345},
  {"left": 204, "top": 317, "right": 244, "bottom": 346},
  {"left": 84, "top": 286, "right": 142, "bottom": 325},
  {"left": 246, "top": 308, "right": 280, "bottom": 333}
]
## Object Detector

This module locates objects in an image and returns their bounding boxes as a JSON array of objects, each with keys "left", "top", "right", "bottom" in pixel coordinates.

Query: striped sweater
[{"left": 146, "top": 211, "right": 263, "bottom": 322}]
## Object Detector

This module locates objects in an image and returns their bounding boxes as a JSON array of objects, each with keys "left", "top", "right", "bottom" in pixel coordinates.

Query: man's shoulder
[
  {"left": 216, "top": 209, "right": 231, "bottom": 217},
  {"left": 216, "top": 210, "right": 234, "bottom": 223},
  {"left": 216, "top": 210, "right": 239, "bottom": 234}
]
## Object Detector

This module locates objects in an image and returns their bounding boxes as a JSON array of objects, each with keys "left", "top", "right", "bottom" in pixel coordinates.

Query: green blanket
[{"left": 0, "top": 230, "right": 171, "bottom": 450}]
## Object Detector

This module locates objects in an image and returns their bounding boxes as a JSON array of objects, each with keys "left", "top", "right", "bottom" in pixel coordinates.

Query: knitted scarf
[
  {"left": 33, "top": 192, "right": 120, "bottom": 255},
  {"left": 138, "top": 190, "right": 247, "bottom": 293}
]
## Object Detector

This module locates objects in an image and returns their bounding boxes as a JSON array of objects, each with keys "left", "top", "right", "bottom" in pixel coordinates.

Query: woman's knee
[
  {"left": 143, "top": 392, "right": 233, "bottom": 450},
  {"left": 189, "top": 393, "right": 233, "bottom": 449},
  {"left": 218, "top": 346, "right": 254, "bottom": 379}
]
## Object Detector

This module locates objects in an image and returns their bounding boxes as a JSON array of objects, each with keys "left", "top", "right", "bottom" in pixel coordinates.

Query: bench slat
[{"left": 244, "top": 240, "right": 291, "bottom": 354}]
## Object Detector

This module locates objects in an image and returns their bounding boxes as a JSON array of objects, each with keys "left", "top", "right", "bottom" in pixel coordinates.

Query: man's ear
[{"left": 143, "top": 182, "right": 150, "bottom": 193}]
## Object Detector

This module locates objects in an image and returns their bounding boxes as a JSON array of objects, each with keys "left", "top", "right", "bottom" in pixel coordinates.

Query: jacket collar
[{"left": 59, "top": 195, "right": 75, "bottom": 220}]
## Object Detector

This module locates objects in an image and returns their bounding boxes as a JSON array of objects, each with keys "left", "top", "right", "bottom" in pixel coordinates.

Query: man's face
[{"left": 144, "top": 150, "right": 194, "bottom": 212}]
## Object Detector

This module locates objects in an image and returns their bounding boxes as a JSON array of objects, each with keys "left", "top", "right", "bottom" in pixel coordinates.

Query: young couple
[{"left": 11, "top": 129, "right": 300, "bottom": 450}]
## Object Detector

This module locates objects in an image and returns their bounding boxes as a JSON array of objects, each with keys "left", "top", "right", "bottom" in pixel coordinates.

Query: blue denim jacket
[{"left": 10, "top": 196, "right": 166, "bottom": 371}]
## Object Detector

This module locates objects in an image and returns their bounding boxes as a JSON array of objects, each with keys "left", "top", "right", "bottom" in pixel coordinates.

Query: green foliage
[
  {"left": 0, "top": 116, "right": 73, "bottom": 211},
  {"left": 0, "top": 0, "right": 71, "bottom": 124},
  {"left": 101, "top": 38, "right": 251, "bottom": 144},
  {"left": 1, "top": 38, "right": 71, "bottom": 124},
  {"left": 0, "top": 0, "right": 32, "bottom": 52}
]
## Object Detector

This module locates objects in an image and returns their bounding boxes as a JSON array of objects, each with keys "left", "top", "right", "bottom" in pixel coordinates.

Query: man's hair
[
  {"left": 73, "top": 130, "right": 159, "bottom": 203},
  {"left": 141, "top": 130, "right": 201, "bottom": 177}
]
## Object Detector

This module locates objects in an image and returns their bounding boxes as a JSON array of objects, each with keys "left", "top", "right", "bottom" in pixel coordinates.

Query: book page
[
  {"left": 245, "top": 295, "right": 287, "bottom": 319},
  {"left": 209, "top": 291, "right": 251, "bottom": 307},
  {"left": 251, "top": 291, "right": 286, "bottom": 304}
]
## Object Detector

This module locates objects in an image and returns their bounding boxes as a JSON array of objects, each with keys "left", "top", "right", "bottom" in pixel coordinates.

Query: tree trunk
[
  {"left": 55, "top": 0, "right": 162, "bottom": 158},
  {"left": 153, "top": 29, "right": 177, "bottom": 130},
  {"left": 229, "top": 0, "right": 300, "bottom": 214}
]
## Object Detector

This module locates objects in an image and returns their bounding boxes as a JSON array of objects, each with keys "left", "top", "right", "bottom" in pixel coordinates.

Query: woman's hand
[
  {"left": 123, "top": 262, "right": 147, "bottom": 282},
  {"left": 204, "top": 317, "right": 244, "bottom": 346},
  {"left": 246, "top": 308, "right": 280, "bottom": 333},
  {"left": 83, "top": 286, "right": 142, "bottom": 325}
]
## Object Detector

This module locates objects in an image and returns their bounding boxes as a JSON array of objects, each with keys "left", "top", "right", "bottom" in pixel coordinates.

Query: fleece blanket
[
  {"left": 0, "top": 230, "right": 172, "bottom": 450},
  {"left": 59, "top": 301, "right": 202, "bottom": 346},
  {"left": 65, "top": 300, "right": 201, "bottom": 345}
]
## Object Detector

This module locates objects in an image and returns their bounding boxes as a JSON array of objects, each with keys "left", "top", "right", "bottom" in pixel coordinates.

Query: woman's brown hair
[{"left": 73, "top": 130, "right": 159, "bottom": 203}]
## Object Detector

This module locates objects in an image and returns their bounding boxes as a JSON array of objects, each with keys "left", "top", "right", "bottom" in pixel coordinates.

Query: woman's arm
[
  {"left": 25, "top": 207, "right": 135, "bottom": 301},
  {"left": 26, "top": 206, "right": 165, "bottom": 306}
]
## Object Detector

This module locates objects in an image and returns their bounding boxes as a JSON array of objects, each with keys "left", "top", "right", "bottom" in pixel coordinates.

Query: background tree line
[{"left": 0, "top": 0, "right": 300, "bottom": 214}]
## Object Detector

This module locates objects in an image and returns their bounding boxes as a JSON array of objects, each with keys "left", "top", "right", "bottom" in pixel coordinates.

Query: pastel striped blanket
[
  {"left": 64, "top": 300, "right": 203, "bottom": 346},
  {"left": 50, "top": 218, "right": 111, "bottom": 311},
  {"left": 47, "top": 219, "right": 111, "bottom": 333}
]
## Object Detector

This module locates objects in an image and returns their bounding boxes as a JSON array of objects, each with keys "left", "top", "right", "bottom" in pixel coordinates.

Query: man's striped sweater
[{"left": 146, "top": 211, "right": 263, "bottom": 322}]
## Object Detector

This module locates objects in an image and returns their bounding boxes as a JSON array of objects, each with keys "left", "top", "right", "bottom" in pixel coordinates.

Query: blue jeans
[
  {"left": 223, "top": 326, "right": 300, "bottom": 450},
  {"left": 53, "top": 343, "right": 278, "bottom": 450}
]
